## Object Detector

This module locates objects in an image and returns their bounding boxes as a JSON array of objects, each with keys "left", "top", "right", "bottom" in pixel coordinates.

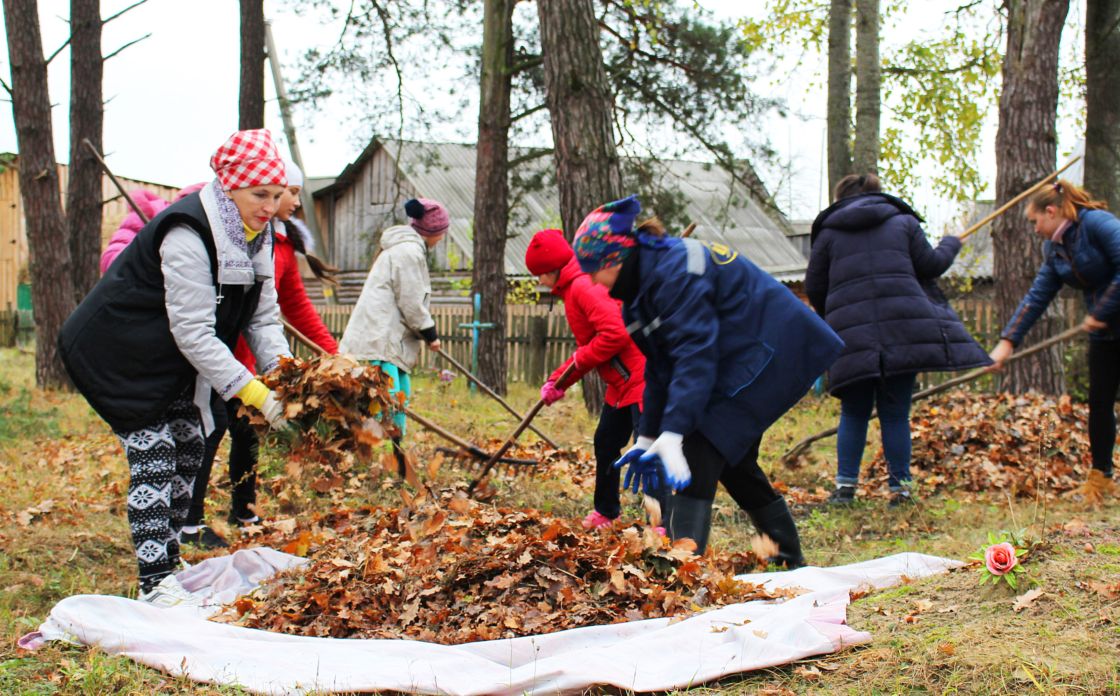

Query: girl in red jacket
[
  {"left": 181, "top": 160, "right": 339, "bottom": 547},
  {"left": 526, "top": 229, "right": 646, "bottom": 529}
]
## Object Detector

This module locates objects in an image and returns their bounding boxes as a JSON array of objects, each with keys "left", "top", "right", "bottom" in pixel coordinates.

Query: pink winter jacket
[
  {"left": 99, "top": 190, "right": 170, "bottom": 274},
  {"left": 99, "top": 183, "right": 207, "bottom": 274}
]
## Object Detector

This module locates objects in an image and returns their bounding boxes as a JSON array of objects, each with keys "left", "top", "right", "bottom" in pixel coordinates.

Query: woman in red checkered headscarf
[{"left": 59, "top": 129, "right": 297, "bottom": 607}]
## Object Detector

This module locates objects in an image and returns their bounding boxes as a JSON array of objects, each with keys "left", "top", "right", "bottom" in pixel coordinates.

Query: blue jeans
[{"left": 836, "top": 373, "right": 916, "bottom": 491}]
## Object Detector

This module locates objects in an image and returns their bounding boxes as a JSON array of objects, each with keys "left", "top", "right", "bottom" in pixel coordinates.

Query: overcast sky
[{"left": 0, "top": 0, "right": 1087, "bottom": 229}]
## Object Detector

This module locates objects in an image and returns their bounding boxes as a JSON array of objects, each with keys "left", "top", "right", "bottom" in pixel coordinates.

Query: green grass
[{"left": 1, "top": 346, "right": 1118, "bottom": 694}]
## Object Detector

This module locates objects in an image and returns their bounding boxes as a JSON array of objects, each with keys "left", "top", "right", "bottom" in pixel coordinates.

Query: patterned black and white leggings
[{"left": 116, "top": 394, "right": 205, "bottom": 592}]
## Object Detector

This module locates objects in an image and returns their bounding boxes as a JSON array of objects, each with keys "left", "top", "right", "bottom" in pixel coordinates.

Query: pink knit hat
[
  {"left": 209, "top": 129, "right": 287, "bottom": 191},
  {"left": 404, "top": 198, "right": 450, "bottom": 237}
]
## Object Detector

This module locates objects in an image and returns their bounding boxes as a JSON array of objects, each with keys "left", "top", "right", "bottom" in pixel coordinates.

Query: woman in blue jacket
[
  {"left": 573, "top": 195, "right": 843, "bottom": 565},
  {"left": 990, "top": 180, "right": 1120, "bottom": 501},
  {"left": 805, "top": 174, "right": 990, "bottom": 506}
]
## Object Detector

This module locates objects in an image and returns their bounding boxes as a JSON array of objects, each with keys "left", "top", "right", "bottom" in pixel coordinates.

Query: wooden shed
[
  {"left": 310, "top": 140, "right": 808, "bottom": 283},
  {"left": 0, "top": 154, "right": 180, "bottom": 311}
]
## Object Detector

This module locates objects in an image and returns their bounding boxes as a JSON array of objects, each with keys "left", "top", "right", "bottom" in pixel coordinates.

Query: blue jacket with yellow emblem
[{"left": 623, "top": 236, "right": 844, "bottom": 464}]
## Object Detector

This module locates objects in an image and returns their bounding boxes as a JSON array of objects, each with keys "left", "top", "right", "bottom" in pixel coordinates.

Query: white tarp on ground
[{"left": 28, "top": 549, "right": 961, "bottom": 695}]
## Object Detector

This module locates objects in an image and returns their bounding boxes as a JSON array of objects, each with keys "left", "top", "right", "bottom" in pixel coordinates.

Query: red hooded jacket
[
  {"left": 233, "top": 224, "right": 338, "bottom": 370},
  {"left": 548, "top": 256, "right": 644, "bottom": 408}
]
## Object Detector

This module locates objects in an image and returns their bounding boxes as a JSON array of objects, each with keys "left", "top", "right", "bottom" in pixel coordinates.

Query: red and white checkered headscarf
[{"left": 209, "top": 129, "right": 287, "bottom": 191}]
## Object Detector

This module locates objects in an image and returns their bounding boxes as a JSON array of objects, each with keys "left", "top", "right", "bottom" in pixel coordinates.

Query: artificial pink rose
[{"left": 984, "top": 542, "right": 1018, "bottom": 576}]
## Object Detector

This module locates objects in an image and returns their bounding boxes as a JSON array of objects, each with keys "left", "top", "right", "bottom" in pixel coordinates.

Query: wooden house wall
[
  {"left": 313, "top": 148, "right": 417, "bottom": 272},
  {"left": 0, "top": 160, "right": 179, "bottom": 310}
]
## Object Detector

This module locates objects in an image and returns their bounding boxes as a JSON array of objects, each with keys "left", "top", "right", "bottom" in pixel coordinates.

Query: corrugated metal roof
[
  {"left": 317, "top": 140, "right": 807, "bottom": 280},
  {"left": 947, "top": 200, "right": 995, "bottom": 280}
]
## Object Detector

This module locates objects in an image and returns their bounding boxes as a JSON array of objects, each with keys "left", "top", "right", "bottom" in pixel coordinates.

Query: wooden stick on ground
[
  {"left": 959, "top": 157, "right": 1081, "bottom": 242},
  {"left": 433, "top": 347, "right": 558, "bottom": 448},
  {"left": 280, "top": 318, "right": 509, "bottom": 462},
  {"left": 780, "top": 324, "right": 1085, "bottom": 466},
  {"left": 468, "top": 360, "right": 578, "bottom": 494}
]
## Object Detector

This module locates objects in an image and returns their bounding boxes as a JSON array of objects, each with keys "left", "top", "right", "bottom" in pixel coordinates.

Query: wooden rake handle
[
  {"left": 468, "top": 360, "right": 578, "bottom": 493},
  {"left": 958, "top": 157, "right": 1081, "bottom": 242},
  {"left": 434, "top": 347, "right": 558, "bottom": 448},
  {"left": 780, "top": 324, "right": 1085, "bottom": 465}
]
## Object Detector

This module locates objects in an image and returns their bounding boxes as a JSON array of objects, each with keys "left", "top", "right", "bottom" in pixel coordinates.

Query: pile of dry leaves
[
  {"left": 873, "top": 390, "right": 1091, "bottom": 497},
  {"left": 255, "top": 355, "right": 399, "bottom": 470},
  {"left": 216, "top": 490, "right": 787, "bottom": 644}
]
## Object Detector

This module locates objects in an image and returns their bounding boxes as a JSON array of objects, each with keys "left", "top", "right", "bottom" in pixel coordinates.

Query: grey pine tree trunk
[
  {"left": 4, "top": 0, "right": 76, "bottom": 389},
  {"left": 239, "top": 0, "right": 266, "bottom": 130},
  {"left": 538, "top": 0, "right": 621, "bottom": 416},
  {"left": 1085, "top": 0, "right": 1120, "bottom": 208},
  {"left": 827, "top": 0, "right": 853, "bottom": 197},
  {"left": 67, "top": 0, "right": 104, "bottom": 302},
  {"left": 852, "top": 0, "right": 880, "bottom": 174},
  {"left": 993, "top": 0, "right": 1070, "bottom": 395},
  {"left": 472, "top": 0, "right": 515, "bottom": 395}
]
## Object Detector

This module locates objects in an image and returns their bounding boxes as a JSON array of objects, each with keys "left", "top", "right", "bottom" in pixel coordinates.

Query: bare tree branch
[
  {"left": 507, "top": 147, "right": 551, "bottom": 169},
  {"left": 45, "top": 0, "right": 150, "bottom": 66},
  {"left": 509, "top": 56, "right": 542, "bottom": 73},
  {"left": 883, "top": 53, "right": 990, "bottom": 76},
  {"left": 103, "top": 0, "right": 151, "bottom": 26},
  {"left": 45, "top": 37, "right": 71, "bottom": 65},
  {"left": 510, "top": 102, "right": 547, "bottom": 123},
  {"left": 0, "top": 76, "right": 11, "bottom": 97},
  {"left": 103, "top": 33, "right": 149, "bottom": 61}
]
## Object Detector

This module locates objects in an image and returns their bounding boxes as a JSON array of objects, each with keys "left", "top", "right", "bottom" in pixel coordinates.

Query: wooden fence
[
  {"left": 295, "top": 296, "right": 1085, "bottom": 389},
  {"left": 916, "top": 296, "right": 1082, "bottom": 391},
  {"left": 301, "top": 303, "right": 577, "bottom": 384}
]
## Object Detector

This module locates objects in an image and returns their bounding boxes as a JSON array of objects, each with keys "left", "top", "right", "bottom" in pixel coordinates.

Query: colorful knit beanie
[
  {"left": 404, "top": 198, "right": 450, "bottom": 237},
  {"left": 209, "top": 129, "right": 287, "bottom": 191},
  {"left": 525, "top": 229, "right": 573, "bottom": 275},
  {"left": 572, "top": 195, "right": 641, "bottom": 274}
]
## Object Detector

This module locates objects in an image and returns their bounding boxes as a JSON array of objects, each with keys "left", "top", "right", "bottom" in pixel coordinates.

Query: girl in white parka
[{"left": 340, "top": 199, "right": 447, "bottom": 468}]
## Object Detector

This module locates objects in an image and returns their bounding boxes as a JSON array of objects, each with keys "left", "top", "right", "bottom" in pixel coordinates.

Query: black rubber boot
[
  {"left": 747, "top": 497, "right": 806, "bottom": 569},
  {"left": 392, "top": 437, "right": 407, "bottom": 478},
  {"left": 664, "top": 494, "right": 714, "bottom": 554}
]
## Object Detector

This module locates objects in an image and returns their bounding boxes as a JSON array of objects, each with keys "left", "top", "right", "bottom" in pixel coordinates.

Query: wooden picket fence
[
  {"left": 294, "top": 296, "right": 1084, "bottom": 389},
  {"left": 299, "top": 303, "right": 577, "bottom": 384}
]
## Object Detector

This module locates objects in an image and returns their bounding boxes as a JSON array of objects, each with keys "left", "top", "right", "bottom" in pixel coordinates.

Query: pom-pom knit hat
[
  {"left": 525, "top": 229, "right": 573, "bottom": 275},
  {"left": 209, "top": 129, "right": 287, "bottom": 191},
  {"left": 404, "top": 198, "right": 450, "bottom": 237},
  {"left": 572, "top": 195, "right": 641, "bottom": 273}
]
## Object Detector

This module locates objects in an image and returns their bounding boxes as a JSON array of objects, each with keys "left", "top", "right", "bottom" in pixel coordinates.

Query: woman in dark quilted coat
[{"left": 805, "top": 174, "right": 991, "bottom": 506}]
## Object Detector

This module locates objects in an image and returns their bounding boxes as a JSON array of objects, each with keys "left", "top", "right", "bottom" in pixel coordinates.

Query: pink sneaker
[{"left": 581, "top": 510, "right": 615, "bottom": 530}]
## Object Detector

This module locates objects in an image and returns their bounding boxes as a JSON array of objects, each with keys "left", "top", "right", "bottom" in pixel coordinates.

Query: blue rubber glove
[
  {"left": 638, "top": 432, "right": 691, "bottom": 491},
  {"left": 614, "top": 436, "right": 658, "bottom": 494}
]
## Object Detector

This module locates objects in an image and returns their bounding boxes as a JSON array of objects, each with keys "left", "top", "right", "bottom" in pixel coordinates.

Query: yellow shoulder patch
[{"left": 704, "top": 241, "right": 738, "bottom": 265}]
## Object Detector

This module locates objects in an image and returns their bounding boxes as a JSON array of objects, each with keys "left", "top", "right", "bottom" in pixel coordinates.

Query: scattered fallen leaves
[
  {"left": 16, "top": 499, "right": 55, "bottom": 526},
  {"left": 214, "top": 488, "right": 793, "bottom": 644},
  {"left": 1012, "top": 588, "right": 1046, "bottom": 613},
  {"left": 1078, "top": 580, "right": 1120, "bottom": 600},
  {"left": 871, "top": 391, "right": 1093, "bottom": 498},
  {"left": 750, "top": 533, "right": 780, "bottom": 560}
]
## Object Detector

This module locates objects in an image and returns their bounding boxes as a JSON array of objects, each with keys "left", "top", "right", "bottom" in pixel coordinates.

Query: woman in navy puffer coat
[
  {"left": 990, "top": 179, "right": 1120, "bottom": 502},
  {"left": 805, "top": 174, "right": 990, "bottom": 505}
]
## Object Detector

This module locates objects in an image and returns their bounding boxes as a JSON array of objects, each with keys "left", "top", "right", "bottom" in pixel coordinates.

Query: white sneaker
[{"left": 138, "top": 574, "right": 203, "bottom": 608}]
